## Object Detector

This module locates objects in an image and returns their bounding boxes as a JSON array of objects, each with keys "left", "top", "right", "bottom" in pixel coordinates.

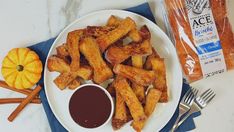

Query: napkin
[{"left": 29, "top": 3, "right": 200, "bottom": 132}]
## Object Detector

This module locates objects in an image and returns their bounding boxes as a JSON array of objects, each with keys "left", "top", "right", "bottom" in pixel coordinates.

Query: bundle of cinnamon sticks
[{"left": 0, "top": 80, "right": 42, "bottom": 122}]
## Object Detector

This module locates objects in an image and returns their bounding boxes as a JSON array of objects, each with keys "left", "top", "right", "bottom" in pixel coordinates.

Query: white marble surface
[{"left": 0, "top": 0, "right": 234, "bottom": 132}]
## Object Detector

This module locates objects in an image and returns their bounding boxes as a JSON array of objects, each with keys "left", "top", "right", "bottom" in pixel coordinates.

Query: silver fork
[
  {"left": 177, "top": 88, "right": 216, "bottom": 127},
  {"left": 170, "top": 88, "right": 198, "bottom": 132}
]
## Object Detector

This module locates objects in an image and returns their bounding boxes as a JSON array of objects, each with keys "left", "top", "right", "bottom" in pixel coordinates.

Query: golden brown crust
[
  {"left": 48, "top": 60, "right": 92, "bottom": 79},
  {"left": 111, "top": 117, "right": 126, "bottom": 130},
  {"left": 53, "top": 72, "right": 77, "bottom": 90},
  {"left": 159, "top": 91, "right": 169, "bottom": 103},
  {"left": 68, "top": 78, "right": 81, "bottom": 90},
  {"left": 85, "top": 26, "right": 115, "bottom": 38},
  {"left": 80, "top": 37, "right": 113, "bottom": 84},
  {"left": 96, "top": 17, "right": 136, "bottom": 52},
  {"left": 131, "top": 89, "right": 162, "bottom": 132},
  {"left": 128, "top": 39, "right": 152, "bottom": 55},
  {"left": 47, "top": 55, "right": 70, "bottom": 73},
  {"left": 132, "top": 55, "right": 143, "bottom": 69},
  {"left": 106, "top": 15, "right": 121, "bottom": 27},
  {"left": 56, "top": 44, "right": 71, "bottom": 64},
  {"left": 151, "top": 58, "right": 169, "bottom": 102},
  {"left": 106, "top": 15, "right": 142, "bottom": 42},
  {"left": 52, "top": 66, "right": 92, "bottom": 90},
  {"left": 112, "top": 118, "right": 127, "bottom": 130},
  {"left": 105, "top": 44, "right": 129, "bottom": 64},
  {"left": 114, "top": 76, "right": 146, "bottom": 122},
  {"left": 131, "top": 120, "right": 145, "bottom": 132},
  {"left": 75, "top": 66, "right": 93, "bottom": 80},
  {"left": 67, "top": 29, "right": 83, "bottom": 71},
  {"left": 144, "top": 88, "right": 162, "bottom": 116},
  {"left": 144, "top": 48, "right": 160, "bottom": 70},
  {"left": 56, "top": 43, "right": 69, "bottom": 57},
  {"left": 114, "top": 91, "right": 127, "bottom": 121},
  {"left": 106, "top": 39, "right": 152, "bottom": 64},
  {"left": 106, "top": 81, "right": 116, "bottom": 97},
  {"left": 47, "top": 15, "right": 171, "bottom": 131},
  {"left": 131, "top": 55, "right": 145, "bottom": 103},
  {"left": 128, "top": 28, "right": 142, "bottom": 42},
  {"left": 113, "top": 64, "right": 156, "bottom": 86},
  {"left": 131, "top": 83, "right": 145, "bottom": 104},
  {"left": 139, "top": 25, "right": 151, "bottom": 40},
  {"left": 112, "top": 87, "right": 128, "bottom": 130}
]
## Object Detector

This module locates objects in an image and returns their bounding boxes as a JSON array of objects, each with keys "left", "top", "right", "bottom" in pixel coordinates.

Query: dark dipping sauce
[{"left": 69, "top": 85, "right": 112, "bottom": 128}]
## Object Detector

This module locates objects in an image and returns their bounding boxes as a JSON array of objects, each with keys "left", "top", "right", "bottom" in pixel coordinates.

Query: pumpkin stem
[{"left": 16, "top": 65, "right": 24, "bottom": 72}]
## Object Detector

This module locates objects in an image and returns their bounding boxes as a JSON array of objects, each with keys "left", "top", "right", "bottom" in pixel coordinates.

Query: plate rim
[{"left": 43, "top": 9, "right": 183, "bottom": 131}]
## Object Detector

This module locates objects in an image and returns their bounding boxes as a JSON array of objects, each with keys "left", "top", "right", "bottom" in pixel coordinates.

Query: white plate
[{"left": 44, "top": 10, "right": 182, "bottom": 132}]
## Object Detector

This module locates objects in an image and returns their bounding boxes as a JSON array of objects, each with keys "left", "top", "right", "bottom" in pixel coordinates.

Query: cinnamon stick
[
  {"left": 0, "top": 98, "right": 41, "bottom": 104},
  {"left": 0, "top": 80, "right": 39, "bottom": 98},
  {"left": 8, "top": 85, "right": 42, "bottom": 122},
  {"left": 0, "top": 80, "right": 32, "bottom": 95}
]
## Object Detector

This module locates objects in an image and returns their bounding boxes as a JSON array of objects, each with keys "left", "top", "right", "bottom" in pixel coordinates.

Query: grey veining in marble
[
  {"left": 63, "top": 0, "right": 82, "bottom": 26},
  {"left": 45, "top": 0, "right": 82, "bottom": 37}
]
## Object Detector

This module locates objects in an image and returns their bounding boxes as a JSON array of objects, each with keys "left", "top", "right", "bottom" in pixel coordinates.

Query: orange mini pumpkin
[{"left": 1, "top": 48, "right": 42, "bottom": 89}]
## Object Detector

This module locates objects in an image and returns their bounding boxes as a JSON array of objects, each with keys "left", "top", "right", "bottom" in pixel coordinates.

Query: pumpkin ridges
[
  {"left": 1, "top": 66, "right": 15, "bottom": 70},
  {"left": 16, "top": 48, "right": 19, "bottom": 65},
  {"left": 24, "top": 68, "right": 42, "bottom": 74},
  {"left": 7, "top": 48, "right": 19, "bottom": 65},
  {"left": 19, "top": 48, "right": 30, "bottom": 65},
  {"left": 2, "top": 57, "right": 16, "bottom": 68},
  {"left": 23, "top": 70, "right": 41, "bottom": 84},
  {"left": 2, "top": 68, "right": 16, "bottom": 79},
  {"left": 23, "top": 72, "right": 35, "bottom": 85},
  {"left": 2, "top": 48, "right": 42, "bottom": 89},
  {"left": 14, "top": 72, "right": 24, "bottom": 89},
  {"left": 5, "top": 56, "right": 17, "bottom": 65},
  {"left": 21, "top": 73, "right": 34, "bottom": 88},
  {"left": 11, "top": 72, "right": 18, "bottom": 88},
  {"left": 23, "top": 51, "right": 40, "bottom": 65},
  {"left": 24, "top": 69, "right": 42, "bottom": 75},
  {"left": 5, "top": 74, "right": 16, "bottom": 88},
  {"left": 22, "top": 49, "right": 30, "bottom": 65},
  {"left": 24, "top": 61, "right": 43, "bottom": 74},
  {"left": 20, "top": 74, "right": 25, "bottom": 89},
  {"left": 23, "top": 59, "right": 41, "bottom": 67}
]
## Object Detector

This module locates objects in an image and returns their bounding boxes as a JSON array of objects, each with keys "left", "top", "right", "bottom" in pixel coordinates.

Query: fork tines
[
  {"left": 199, "top": 88, "right": 216, "bottom": 104},
  {"left": 184, "top": 88, "right": 198, "bottom": 103}
]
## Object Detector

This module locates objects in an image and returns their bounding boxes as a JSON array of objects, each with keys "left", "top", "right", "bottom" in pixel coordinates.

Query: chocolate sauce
[{"left": 69, "top": 85, "right": 111, "bottom": 128}]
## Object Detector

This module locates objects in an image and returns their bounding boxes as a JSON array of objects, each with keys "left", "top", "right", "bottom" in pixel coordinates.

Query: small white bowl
[{"left": 68, "top": 83, "right": 114, "bottom": 130}]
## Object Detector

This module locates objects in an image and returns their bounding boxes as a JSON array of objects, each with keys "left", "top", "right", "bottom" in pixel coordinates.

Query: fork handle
[
  {"left": 171, "top": 113, "right": 184, "bottom": 132},
  {"left": 177, "top": 110, "right": 198, "bottom": 127}
]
